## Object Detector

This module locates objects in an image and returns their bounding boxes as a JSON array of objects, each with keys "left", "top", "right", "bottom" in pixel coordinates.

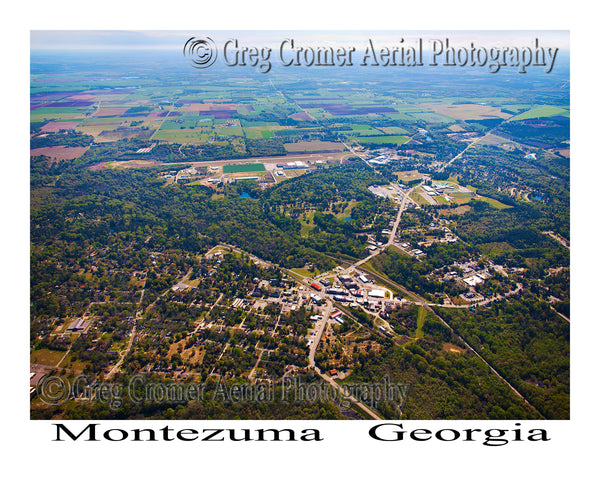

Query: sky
[{"left": 30, "top": 30, "right": 570, "bottom": 51}]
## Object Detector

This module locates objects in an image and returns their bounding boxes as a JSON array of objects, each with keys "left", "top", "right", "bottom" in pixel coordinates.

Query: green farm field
[
  {"left": 511, "top": 105, "right": 569, "bottom": 121},
  {"left": 357, "top": 135, "right": 409, "bottom": 145}
]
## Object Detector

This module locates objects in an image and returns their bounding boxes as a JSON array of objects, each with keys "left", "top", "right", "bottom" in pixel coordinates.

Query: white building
[
  {"left": 463, "top": 275, "right": 484, "bottom": 287},
  {"left": 369, "top": 289, "right": 386, "bottom": 299}
]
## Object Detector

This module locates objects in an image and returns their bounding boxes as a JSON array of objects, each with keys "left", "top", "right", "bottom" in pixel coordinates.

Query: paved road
[
  {"left": 439, "top": 112, "right": 522, "bottom": 172},
  {"left": 149, "top": 99, "right": 177, "bottom": 141},
  {"left": 543, "top": 231, "right": 570, "bottom": 250},
  {"left": 388, "top": 184, "right": 421, "bottom": 246},
  {"left": 550, "top": 305, "right": 570, "bottom": 323},
  {"left": 308, "top": 301, "right": 333, "bottom": 368}
]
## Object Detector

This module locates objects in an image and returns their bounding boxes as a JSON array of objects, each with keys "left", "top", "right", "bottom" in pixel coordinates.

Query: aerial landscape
[{"left": 30, "top": 31, "right": 570, "bottom": 421}]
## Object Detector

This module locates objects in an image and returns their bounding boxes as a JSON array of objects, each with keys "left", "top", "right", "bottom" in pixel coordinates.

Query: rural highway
[
  {"left": 438, "top": 134, "right": 484, "bottom": 171},
  {"left": 438, "top": 112, "right": 520, "bottom": 172}
]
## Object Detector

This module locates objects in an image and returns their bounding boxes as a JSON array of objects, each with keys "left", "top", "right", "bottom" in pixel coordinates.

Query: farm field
[
  {"left": 357, "top": 135, "right": 409, "bottom": 145},
  {"left": 511, "top": 105, "right": 570, "bottom": 120},
  {"left": 30, "top": 145, "right": 90, "bottom": 160},
  {"left": 339, "top": 124, "right": 385, "bottom": 136},
  {"left": 421, "top": 102, "right": 512, "bottom": 121},
  {"left": 152, "top": 129, "right": 212, "bottom": 143}
]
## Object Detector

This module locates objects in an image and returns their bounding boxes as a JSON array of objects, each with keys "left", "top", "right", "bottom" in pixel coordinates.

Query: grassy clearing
[
  {"left": 31, "top": 348, "right": 66, "bottom": 366},
  {"left": 438, "top": 205, "right": 471, "bottom": 216},
  {"left": 476, "top": 195, "right": 512, "bottom": 209},
  {"left": 291, "top": 267, "right": 320, "bottom": 278},
  {"left": 387, "top": 244, "right": 411, "bottom": 257},
  {"left": 409, "top": 191, "right": 428, "bottom": 205},
  {"left": 299, "top": 211, "right": 316, "bottom": 237},
  {"left": 334, "top": 201, "right": 358, "bottom": 220},
  {"left": 223, "top": 163, "right": 266, "bottom": 173},
  {"left": 416, "top": 306, "right": 426, "bottom": 339},
  {"left": 62, "top": 353, "right": 89, "bottom": 371}
]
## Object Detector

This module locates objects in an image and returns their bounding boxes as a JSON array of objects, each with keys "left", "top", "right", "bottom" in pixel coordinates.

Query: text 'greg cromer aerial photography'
[{"left": 30, "top": 31, "right": 569, "bottom": 421}]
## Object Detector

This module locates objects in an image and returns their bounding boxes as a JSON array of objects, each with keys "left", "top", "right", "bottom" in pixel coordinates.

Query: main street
[{"left": 388, "top": 183, "right": 421, "bottom": 246}]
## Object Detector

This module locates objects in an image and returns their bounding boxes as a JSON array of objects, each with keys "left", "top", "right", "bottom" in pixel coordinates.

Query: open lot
[
  {"left": 396, "top": 170, "right": 422, "bottom": 183},
  {"left": 30, "top": 348, "right": 65, "bottom": 367}
]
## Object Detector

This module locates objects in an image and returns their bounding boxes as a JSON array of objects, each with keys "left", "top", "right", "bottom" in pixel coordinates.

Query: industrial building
[{"left": 368, "top": 289, "right": 386, "bottom": 299}]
